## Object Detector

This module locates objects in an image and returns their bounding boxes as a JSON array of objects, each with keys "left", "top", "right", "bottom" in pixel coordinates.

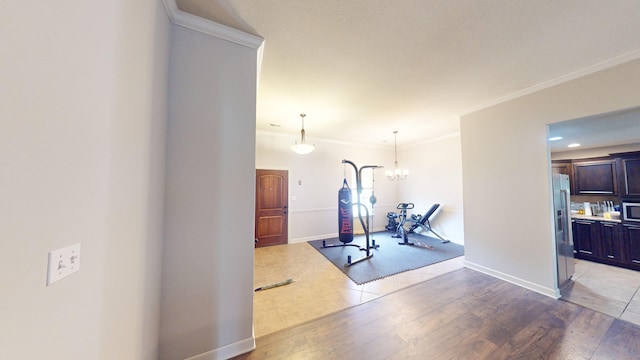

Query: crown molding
[
  {"left": 459, "top": 48, "right": 640, "bottom": 116},
  {"left": 256, "top": 129, "right": 396, "bottom": 150},
  {"left": 161, "top": 0, "right": 264, "bottom": 50},
  {"left": 404, "top": 132, "right": 461, "bottom": 149}
]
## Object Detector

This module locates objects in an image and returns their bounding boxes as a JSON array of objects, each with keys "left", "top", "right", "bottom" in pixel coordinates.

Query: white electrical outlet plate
[{"left": 46, "top": 243, "right": 81, "bottom": 286}]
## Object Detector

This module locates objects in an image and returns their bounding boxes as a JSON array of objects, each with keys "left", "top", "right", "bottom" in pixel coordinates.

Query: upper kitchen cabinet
[
  {"left": 552, "top": 160, "right": 573, "bottom": 194},
  {"left": 616, "top": 152, "right": 640, "bottom": 198},
  {"left": 573, "top": 158, "right": 618, "bottom": 195}
]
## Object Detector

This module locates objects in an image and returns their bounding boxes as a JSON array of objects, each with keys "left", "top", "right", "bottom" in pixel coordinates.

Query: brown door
[{"left": 255, "top": 169, "right": 288, "bottom": 247}]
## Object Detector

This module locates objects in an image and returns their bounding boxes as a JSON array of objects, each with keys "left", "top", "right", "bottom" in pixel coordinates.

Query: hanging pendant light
[
  {"left": 386, "top": 130, "right": 408, "bottom": 181},
  {"left": 291, "top": 113, "right": 315, "bottom": 155}
]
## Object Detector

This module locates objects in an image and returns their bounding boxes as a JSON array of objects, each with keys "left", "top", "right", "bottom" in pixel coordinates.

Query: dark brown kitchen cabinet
[
  {"left": 573, "top": 159, "right": 617, "bottom": 195},
  {"left": 572, "top": 219, "right": 600, "bottom": 261},
  {"left": 552, "top": 160, "right": 573, "bottom": 194},
  {"left": 572, "top": 218, "right": 640, "bottom": 272},
  {"left": 623, "top": 224, "right": 640, "bottom": 270},
  {"left": 617, "top": 155, "right": 640, "bottom": 198},
  {"left": 600, "top": 222, "right": 624, "bottom": 264}
]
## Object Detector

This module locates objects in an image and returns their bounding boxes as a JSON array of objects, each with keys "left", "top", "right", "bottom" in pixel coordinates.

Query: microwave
[{"left": 622, "top": 202, "right": 640, "bottom": 223}]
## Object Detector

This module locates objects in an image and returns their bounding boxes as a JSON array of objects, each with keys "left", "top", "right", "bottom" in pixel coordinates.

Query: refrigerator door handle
[{"left": 561, "top": 189, "right": 573, "bottom": 246}]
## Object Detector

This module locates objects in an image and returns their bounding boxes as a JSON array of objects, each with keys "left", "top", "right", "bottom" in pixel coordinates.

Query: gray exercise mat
[{"left": 308, "top": 232, "right": 464, "bottom": 285}]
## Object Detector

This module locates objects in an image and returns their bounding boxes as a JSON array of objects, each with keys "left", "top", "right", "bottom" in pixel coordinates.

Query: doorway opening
[{"left": 547, "top": 107, "right": 640, "bottom": 325}]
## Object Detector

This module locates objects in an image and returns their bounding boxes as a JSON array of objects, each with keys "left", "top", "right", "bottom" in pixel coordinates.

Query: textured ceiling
[{"left": 175, "top": 0, "right": 640, "bottom": 148}]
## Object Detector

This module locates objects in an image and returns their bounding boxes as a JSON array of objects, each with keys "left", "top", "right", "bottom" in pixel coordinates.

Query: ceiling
[
  {"left": 175, "top": 0, "right": 640, "bottom": 148},
  {"left": 549, "top": 106, "right": 640, "bottom": 152}
]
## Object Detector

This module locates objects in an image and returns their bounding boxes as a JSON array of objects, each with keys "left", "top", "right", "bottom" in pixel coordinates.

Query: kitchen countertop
[{"left": 571, "top": 214, "right": 622, "bottom": 223}]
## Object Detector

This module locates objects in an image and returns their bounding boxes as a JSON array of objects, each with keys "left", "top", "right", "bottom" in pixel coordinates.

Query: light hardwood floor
[
  {"left": 253, "top": 241, "right": 464, "bottom": 337},
  {"left": 239, "top": 267, "right": 640, "bottom": 359},
  {"left": 249, "top": 243, "right": 640, "bottom": 359}
]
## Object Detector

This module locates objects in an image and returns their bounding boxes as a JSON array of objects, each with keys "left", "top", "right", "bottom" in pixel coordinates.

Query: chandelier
[
  {"left": 386, "top": 130, "right": 408, "bottom": 181},
  {"left": 291, "top": 113, "right": 315, "bottom": 155}
]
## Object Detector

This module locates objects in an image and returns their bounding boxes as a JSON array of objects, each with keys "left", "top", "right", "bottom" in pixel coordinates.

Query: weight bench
[{"left": 407, "top": 204, "right": 450, "bottom": 243}]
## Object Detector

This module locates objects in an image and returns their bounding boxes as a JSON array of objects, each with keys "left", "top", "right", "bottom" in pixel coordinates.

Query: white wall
[
  {"left": 160, "top": 24, "right": 259, "bottom": 360},
  {"left": 0, "top": 1, "right": 170, "bottom": 359},
  {"left": 256, "top": 131, "right": 465, "bottom": 244},
  {"left": 461, "top": 59, "right": 640, "bottom": 298},
  {"left": 398, "top": 134, "right": 464, "bottom": 244},
  {"left": 256, "top": 131, "right": 398, "bottom": 241}
]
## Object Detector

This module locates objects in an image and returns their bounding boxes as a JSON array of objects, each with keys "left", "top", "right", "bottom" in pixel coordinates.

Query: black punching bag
[{"left": 338, "top": 179, "right": 354, "bottom": 243}]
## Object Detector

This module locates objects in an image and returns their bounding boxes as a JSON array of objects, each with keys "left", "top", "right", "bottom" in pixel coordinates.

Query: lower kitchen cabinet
[
  {"left": 572, "top": 219, "right": 600, "bottom": 261},
  {"left": 600, "top": 222, "right": 624, "bottom": 264},
  {"left": 572, "top": 218, "right": 640, "bottom": 271},
  {"left": 623, "top": 224, "right": 640, "bottom": 270}
]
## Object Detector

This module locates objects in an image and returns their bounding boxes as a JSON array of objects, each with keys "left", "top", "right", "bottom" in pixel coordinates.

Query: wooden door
[{"left": 255, "top": 169, "right": 288, "bottom": 247}]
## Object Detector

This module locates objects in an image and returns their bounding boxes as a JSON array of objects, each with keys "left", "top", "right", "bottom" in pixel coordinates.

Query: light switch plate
[{"left": 46, "top": 243, "right": 81, "bottom": 286}]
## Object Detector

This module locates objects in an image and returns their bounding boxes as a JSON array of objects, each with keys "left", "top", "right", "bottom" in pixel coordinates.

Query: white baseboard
[
  {"left": 464, "top": 260, "right": 559, "bottom": 299},
  {"left": 289, "top": 233, "right": 336, "bottom": 244},
  {"left": 184, "top": 336, "right": 255, "bottom": 360},
  {"left": 288, "top": 227, "right": 389, "bottom": 244}
]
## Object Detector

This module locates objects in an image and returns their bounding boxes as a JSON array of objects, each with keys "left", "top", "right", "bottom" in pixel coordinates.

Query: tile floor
[
  {"left": 562, "top": 259, "right": 640, "bottom": 326},
  {"left": 253, "top": 241, "right": 465, "bottom": 337}
]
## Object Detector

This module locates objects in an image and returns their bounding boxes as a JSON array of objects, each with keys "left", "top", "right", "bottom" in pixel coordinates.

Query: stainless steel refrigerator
[{"left": 553, "top": 173, "right": 575, "bottom": 293}]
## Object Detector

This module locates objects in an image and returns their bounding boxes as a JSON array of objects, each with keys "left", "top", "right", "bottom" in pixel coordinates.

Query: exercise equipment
[
  {"left": 369, "top": 168, "right": 378, "bottom": 243},
  {"left": 322, "top": 174, "right": 367, "bottom": 251},
  {"left": 385, "top": 202, "right": 409, "bottom": 233},
  {"left": 386, "top": 212, "right": 397, "bottom": 231},
  {"left": 340, "top": 160, "right": 382, "bottom": 267},
  {"left": 406, "top": 203, "right": 450, "bottom": 243},
  {"left": 393, "top": 203, "right": 421, "bottom": 246},
  {"left": 338, "top": 179, "right": 354, "bottom": 243}
]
